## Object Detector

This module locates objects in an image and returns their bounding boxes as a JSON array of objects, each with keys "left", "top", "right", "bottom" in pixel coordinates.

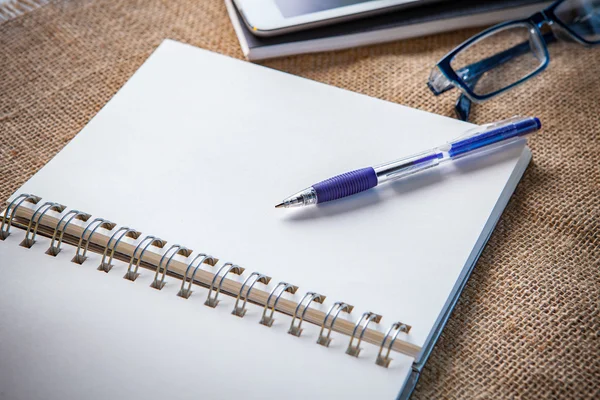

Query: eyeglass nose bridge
[
  {"left": 531, "top": 11, "right": 568, "bottom": 40},
  {"left": 530, "top": 11, "right": 550, "bottom": 26}
]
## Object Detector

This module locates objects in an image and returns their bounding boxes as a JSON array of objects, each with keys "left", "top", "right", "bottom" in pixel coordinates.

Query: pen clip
[{"left": 456, "top": 115, "right": 523, "bottom": 139}]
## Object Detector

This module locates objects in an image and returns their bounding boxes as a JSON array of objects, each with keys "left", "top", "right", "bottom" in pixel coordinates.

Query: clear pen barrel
[{"left": 374, "top": 150, "right": 443, "bottom": 184}]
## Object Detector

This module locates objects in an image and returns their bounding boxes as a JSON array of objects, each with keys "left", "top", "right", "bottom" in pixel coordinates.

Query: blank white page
[
  {"left": 12, "top": 39, "right": 528, "bottom": 350},
  {"left": 0, "top": 232, "right": 413, "bottom": 399}
]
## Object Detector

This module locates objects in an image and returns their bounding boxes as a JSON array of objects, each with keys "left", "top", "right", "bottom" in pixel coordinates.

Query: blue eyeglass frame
[{"left": 429, "top": 0, "right": 600, "bottom": 120}]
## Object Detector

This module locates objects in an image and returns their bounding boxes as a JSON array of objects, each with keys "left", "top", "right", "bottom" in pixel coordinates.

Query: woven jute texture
[{"left": 1, "top": 1, "right": 599, "bottom": 398}]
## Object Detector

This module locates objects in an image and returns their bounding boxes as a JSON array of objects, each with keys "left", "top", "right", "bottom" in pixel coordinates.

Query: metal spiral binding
[
  {"left": 205, "top": 263, "right": 245, "bottom": 308},
  {"left": 317, "top": 301, "right": 354, "bottom": 347},
  {"left": 46, "top": 210, "right": 92, "bottom": 256},
  {"left": 125, "top": 236, "right": 167, "bottom": 281},
  {"left": 0, "top": 194, "right": 41, "bottom": 240},
  {"left": 150, "top": 244, "right": 193, "bottom": 290},
  {"left": 98, "top": 227, "right": 141, "bottom": 272},
  {"left": 260, "top": 282, "right": 298, "bottom": 327},
  {"left": 232, "top": 272, "right": 271, "bottom": 318},
  {"left": 346, "top": 311, "right": 382, "bottom": 357},
  {"left": 3, "top": 194, "right": 416, "bottom": 363},
  {"left": 376, "top": 322, "right": 412, "bottom": 368},
  {"left": 72, "top": 218, "right": 116, "bottom": 264},
  {"left": 20, "top": 202, "right": 66, "bottom": 248},
  {"left": 288, "top": 292, "right": 325, "bottom": 337},
  {"left": 178, "top": 253, "right": 217, "bottom": 299}
]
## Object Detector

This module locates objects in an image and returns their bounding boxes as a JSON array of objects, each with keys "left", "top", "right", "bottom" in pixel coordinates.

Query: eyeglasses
[{"left": 428, "top": 0, "right": 600, "bottom": 121}]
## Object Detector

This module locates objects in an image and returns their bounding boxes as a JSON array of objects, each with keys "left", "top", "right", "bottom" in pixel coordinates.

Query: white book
[
  {"left": 0, "top": 39, "right": 532, "bottom": 399},
  {"left": 225, "top": 0, "right": 551, "bottom": 61}
]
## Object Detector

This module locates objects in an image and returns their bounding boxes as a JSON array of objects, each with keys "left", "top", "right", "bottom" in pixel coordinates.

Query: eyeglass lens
[
  {"left": 555, "top": 0, "right": 600, "bottom": 43},
  {"left": 450, "top": 23, "right": 548, "bottom": 97}
]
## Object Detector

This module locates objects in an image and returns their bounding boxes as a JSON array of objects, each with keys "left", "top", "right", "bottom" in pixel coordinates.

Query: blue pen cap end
[{"left": 514, "top": 116, "right": 542, "bottom": 137}]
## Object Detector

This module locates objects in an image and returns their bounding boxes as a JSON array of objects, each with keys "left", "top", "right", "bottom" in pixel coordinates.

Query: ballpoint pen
[{"left": 275, "top": 116, "right": 541, "bottom": 209}]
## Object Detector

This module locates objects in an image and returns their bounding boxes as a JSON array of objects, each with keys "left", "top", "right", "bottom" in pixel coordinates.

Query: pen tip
[{"left": 275, "top": 203, "right": 285, "bottom": 209}]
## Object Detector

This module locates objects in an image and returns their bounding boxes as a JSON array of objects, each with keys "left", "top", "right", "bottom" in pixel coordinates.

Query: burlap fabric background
[{"left": 1, "top": 1, "right": 598, "bottom": 398}]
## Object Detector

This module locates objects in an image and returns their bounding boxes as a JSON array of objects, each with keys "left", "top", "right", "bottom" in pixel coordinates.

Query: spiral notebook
[{"left": 0, "top": 40, "right": 532, "bottom": 399}]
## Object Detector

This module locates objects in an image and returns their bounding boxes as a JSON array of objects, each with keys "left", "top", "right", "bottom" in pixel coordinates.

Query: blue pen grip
[{"left": 313, "top": 167, "right": 378, "bottom": 204}]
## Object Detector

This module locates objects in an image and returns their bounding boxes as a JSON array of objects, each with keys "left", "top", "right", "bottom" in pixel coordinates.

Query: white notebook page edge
[
  {"left": 418, "top": 147, "right": 531, "bottom": 358},
  {"left": 9, "top": 39, "right": 528, "bottom": 350}
]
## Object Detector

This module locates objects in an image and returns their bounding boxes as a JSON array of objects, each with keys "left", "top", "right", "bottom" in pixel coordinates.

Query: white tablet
[{"left": 233, "top": 0, "right": 441, "bottom": 37}]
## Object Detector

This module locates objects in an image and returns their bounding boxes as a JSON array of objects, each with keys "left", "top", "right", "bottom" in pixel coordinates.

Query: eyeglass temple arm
[
  {"left": 433, "top": 31, "right": 557, "bottom": 96},
  {"left": 455, "top": 80, "right": 480, "bottom": 121}
]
